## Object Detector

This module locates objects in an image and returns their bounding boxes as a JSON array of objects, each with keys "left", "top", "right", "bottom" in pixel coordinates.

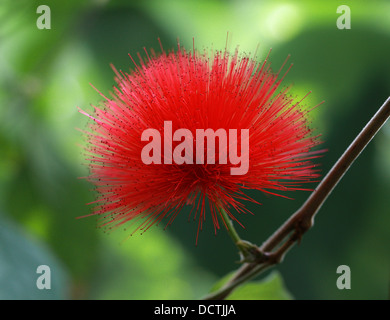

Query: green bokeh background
[{"left": 1, "top": 0, "right": 389, "bottom": 299}]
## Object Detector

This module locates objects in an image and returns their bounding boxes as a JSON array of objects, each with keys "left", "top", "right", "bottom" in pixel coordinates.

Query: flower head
[{"left": 80, "top": 40, "right": 322, "bottom": 242}]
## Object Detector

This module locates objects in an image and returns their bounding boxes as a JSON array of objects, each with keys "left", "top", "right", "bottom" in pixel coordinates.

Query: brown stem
[{"left": 203, "top": 96, "right": 390, "bottom": 300}]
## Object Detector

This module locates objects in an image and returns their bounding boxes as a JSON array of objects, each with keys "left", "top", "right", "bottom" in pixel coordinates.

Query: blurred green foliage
[
  {"left": 0, "top": 0, "right": 389, "bottom": 299},
  {"left": 209, "top": 271, "right": 293, "bottom": 300}
]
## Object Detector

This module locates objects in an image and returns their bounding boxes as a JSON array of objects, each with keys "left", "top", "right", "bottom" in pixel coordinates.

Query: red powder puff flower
[{"left": 80, "top": 40, "right": 322, "bottom": 242}]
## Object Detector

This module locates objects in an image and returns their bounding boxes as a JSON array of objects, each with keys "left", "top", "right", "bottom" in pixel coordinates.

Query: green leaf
[
  {"left": 210, "top": 271, "right": 293, "bottom": 300},
  {"left": 0, "top": 215, "right": 69, "bottom": 300}
]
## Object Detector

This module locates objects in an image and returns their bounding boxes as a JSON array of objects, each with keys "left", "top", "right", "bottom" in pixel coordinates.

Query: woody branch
[{"left": 204, "top": 96, "right": 390, "bottom": 300}]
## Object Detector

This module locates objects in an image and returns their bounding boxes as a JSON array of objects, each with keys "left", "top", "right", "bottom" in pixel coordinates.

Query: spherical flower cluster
[{"left": 80, "top": 41, "right": 322, "bottom": 242}]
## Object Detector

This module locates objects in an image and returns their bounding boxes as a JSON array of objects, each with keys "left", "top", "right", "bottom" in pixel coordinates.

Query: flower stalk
[{"left": 217, "top": 203, "right": 263, "bottom": 263}]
